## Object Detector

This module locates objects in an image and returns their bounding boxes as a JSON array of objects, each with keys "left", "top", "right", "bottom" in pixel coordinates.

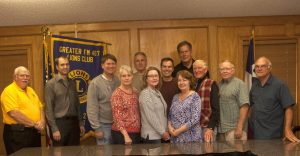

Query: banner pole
[
  {"left": 75, "top": 23, "right": 78, "bottom": 38},
  {"left": 41, "top": 25, "right": 50, "bottom": 82}
]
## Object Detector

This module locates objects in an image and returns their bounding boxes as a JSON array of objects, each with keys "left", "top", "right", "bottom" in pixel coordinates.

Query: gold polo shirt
[{"left": 1, "top": 82, "right": 43, "bottom": 124}]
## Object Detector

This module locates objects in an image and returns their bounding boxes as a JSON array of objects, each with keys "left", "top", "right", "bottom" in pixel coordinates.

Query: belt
[{"left": 4, "top": 124, "right": 35, "bottom": 131}]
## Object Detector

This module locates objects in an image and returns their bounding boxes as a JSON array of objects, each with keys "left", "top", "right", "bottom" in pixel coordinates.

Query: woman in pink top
[{"left": 111, "top": 65, "right": 141, "bottom": 144}]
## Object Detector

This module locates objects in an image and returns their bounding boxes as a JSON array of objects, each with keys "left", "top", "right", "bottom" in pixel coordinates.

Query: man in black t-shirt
[{"left": 172, "top": 40, "right": 195, "bottom": 77}]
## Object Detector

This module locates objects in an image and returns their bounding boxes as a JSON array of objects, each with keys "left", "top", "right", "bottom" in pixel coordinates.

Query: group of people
[{"left": 0, "top": 40, "right": 299, "bottom": 155}]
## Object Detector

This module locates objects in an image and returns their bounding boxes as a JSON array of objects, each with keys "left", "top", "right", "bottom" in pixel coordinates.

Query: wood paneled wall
[{"left": 0, "top": 15, "right": 300, "bottom": 153}]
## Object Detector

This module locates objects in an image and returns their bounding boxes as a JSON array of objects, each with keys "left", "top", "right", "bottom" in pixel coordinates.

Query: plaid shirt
[{"left": 197, "top": 79, "right": 214, "bottom": 127}]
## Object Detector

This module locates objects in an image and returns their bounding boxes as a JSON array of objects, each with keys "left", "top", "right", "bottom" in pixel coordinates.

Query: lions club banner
[{"left": 45, "top": 35, "right": 107, "bottom": 133}]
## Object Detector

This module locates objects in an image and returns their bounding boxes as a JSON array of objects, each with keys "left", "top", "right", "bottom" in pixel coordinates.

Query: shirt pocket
[{"left": 261, "top": 96, "right": 277, "bottom": 111}]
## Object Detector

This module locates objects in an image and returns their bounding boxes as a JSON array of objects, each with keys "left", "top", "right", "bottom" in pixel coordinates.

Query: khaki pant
[{"left": 217, "top": 130, "right": 247, "bottom": 141}]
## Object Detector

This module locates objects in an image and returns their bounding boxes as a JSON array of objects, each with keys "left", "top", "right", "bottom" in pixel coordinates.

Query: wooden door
[{"left": 0, "top": 48, "right": 28, "bottom": 155}]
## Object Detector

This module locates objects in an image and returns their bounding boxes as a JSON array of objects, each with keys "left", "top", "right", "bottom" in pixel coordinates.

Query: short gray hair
[
  {"left": 219, "top": 60, "right": 235, "bottom": 69},
  {"left": 256, "top": 56, "right": 272, "bottom": 67},
  {"left": 193, "top": 60, "right": 208, "bottom": 68},
  {"left": 14, "top": 66, "right": 29, "bottom": 76}
]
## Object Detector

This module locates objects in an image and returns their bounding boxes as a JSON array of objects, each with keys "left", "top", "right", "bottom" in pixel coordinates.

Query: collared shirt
[
  {"left": 249, "top": 75, "right": 295, "bottom": 139},
  {"left": 44, "top": 74, "right": 82, "bottom": 132},
  {"left": 218, "top": 77, "right": 249, "bottom": 133},
  {"left": 172, "top": 59, "right": 195, "bottom": 77},
  {"left": 1, "top": 82, "right": 42, "bottom": 124}
]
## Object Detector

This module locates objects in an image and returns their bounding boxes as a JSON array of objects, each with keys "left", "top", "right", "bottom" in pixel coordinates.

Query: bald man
[
  {"left": 1, "top": 66, "right": 45, "bottom": 155},
  {"left": 249, "top": 56, "right": 299, "bottom": 142}
]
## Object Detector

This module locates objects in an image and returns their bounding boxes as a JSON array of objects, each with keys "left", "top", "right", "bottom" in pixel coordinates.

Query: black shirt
[{"left": 172, "top": 59, "right": 195, "bottom": 77}]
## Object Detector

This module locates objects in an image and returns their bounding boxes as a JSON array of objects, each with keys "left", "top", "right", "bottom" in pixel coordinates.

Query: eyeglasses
[
  {"left": 219, "top": 68, "right": 233, "bottom": 72},
  {"left": 17, "top": 74, "right": 30, "bottom": 78},
  {"left": 254, "top": 65, "right": 269, "bottom": 69},
  {"left": 147, "top": 74, "right": 159, "bottom": 78},
  {"left": 193, "top": 67, "right": 205, "bottom": 71}
]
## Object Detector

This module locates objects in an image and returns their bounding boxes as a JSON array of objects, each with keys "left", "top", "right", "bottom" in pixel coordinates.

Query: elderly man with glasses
[
  {"left": 217, "top": 60, "right": 249, "bottom": 141},
  {"left": 249, "top": 56, "right": 299, "bottom": 142},
  {"left": 1, "top": 66, "right": 45, "bottom": 155}
]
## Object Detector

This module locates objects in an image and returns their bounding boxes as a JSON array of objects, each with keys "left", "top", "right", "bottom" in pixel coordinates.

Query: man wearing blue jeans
[
  {"left": 96, "top": 123, "right": 113, "bottom": 144},
  {"left": 87, "top": 54, "right": 120, "bottom": 145}
]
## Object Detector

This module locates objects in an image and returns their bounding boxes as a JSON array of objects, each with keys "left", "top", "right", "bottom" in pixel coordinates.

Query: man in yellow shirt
[{"left": 1, "top": 66, "right": 45, "bottom": 155}]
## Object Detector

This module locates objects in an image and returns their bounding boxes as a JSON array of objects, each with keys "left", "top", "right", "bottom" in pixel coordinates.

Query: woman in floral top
[
  {"left": 168, "top": 70, "right": 202, "bottom": 143},
  {"left": 111, "top": 65, "right": 141, "bottom": 144}
]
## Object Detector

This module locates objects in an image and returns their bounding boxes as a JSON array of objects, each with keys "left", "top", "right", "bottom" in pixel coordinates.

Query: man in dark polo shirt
[
  {"left": 172, "top": 40, "right": 195, "bottom": 77},
  {"left": 45, "top": 56, "right": 85, "bottom": 146},
  {"left": 249, "top": 56, "right": 299, "bottom": 142}
]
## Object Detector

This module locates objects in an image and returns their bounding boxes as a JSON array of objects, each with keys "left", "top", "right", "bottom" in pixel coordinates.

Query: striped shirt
[{"left": 139, "top": 87, "right": 168, "bottom": 140}]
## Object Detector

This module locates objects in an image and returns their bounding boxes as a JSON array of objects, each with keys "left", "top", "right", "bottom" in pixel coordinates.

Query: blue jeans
[{"left": 96, "top": 123, "right": 112, "bottom": 145}]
